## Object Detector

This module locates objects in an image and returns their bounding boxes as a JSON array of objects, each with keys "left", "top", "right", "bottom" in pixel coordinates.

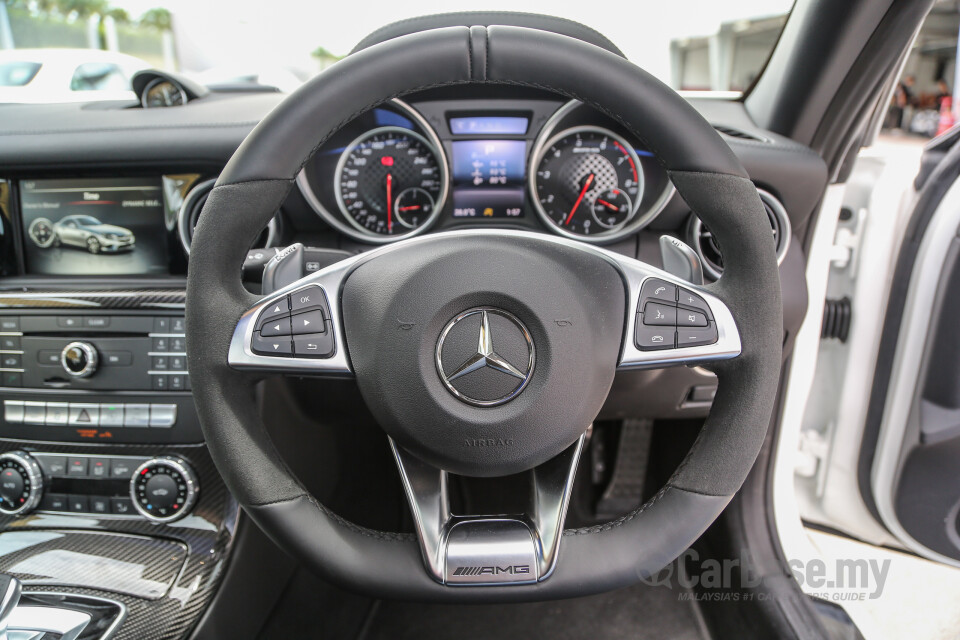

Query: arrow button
[
  {"left": 291, "top": 310, "right": 326, "bottom": 335},
  {"left": 251, "top": 332, "right": 293, "bottom": 356},
  {"left": 260, "top": 316, "right": 291, "bottom": 337}
]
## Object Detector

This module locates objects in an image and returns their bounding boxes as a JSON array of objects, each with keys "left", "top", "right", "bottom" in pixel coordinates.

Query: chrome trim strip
[{"left": 227, "top": 229, "right": 741, "bottom": 375}]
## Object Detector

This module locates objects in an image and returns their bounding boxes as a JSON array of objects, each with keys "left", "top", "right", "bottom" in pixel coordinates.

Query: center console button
[
  {"left": 37, "top": 350, "right": 60, "bottom": 365},
  {"left": 99, "top": 404, "right": 123, "bottom": 427},
  {"left": 171, "top": 318, "right": 186, "bottom": 333},
  {"left": 68, "top": 403, "right": 99, "bottom": 427},
  {"left": 84, "top": 316, "right": 110, "bottom": 328},
  {"left": 103, "top": 351, "right": 132, "bottom": 366},
  {"left": 22, "top": 402, "right": 45, "bottom": 425},
  {"left": 34, "top": 454, "right": 67, "bottom": 477},
  {"left": 149, "top": 404, "right": 177, "bottom": 428},
  {"left": 89, "top": 458, "right": 110, "bottom": 478},
  {"left": 44, "top": 402, "right": 69, "bottom": 426},
  {"left": 124, "top": 405, "right": 150, "bottom": 428},
  {"left": 41, "top": 493, "right": 68, "bottom": 511},
  {"left": 0, "top": 317, "right": 19, "bottom": 331},
  {"left": 1, "top": 353, "right": 21, "bottom": 369},
  {"left": 4, "top": 401, "right": 24, "bottom": 424},
  {"left": 68, "top": 495, "right": 89, "bottom": 513},
  {"left": 57, "top": 316, "right": 82, "bottom": 329},
  {"left": 0, "top": 336, "right": 20, "bottom": 350},
  {"left": 90, "top": 496, "right": 110, "bottom": 514},
  {"left": 67, "top": 457, "right": 88, "bottom": 477},
  {"left": 110, "top": 458, "right": 136, "bottom": 478},
  {"left": 111, "top": 497, "right": 134, "bottom": 515}
]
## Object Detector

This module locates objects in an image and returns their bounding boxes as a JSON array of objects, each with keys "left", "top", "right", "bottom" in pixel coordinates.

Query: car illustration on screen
[{"left": 27, "top": 215, "right": 135, "bottom": 254}]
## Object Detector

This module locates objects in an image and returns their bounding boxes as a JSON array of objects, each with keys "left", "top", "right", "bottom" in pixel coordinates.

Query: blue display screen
[
  {"left": 449, "top": 116, "right": 529, "bottom": 135},
  {"left": 451, "top": 140, "right": 527, "bottom": 218}
]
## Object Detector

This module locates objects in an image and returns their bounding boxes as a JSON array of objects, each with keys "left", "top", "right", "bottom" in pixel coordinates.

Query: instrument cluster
[{"left": 297, "top": 98, "right": 674, "bottom": 244}]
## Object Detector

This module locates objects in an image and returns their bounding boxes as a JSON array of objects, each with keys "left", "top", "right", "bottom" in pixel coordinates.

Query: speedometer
[
  {"left": 531, "top": 126, "right": 644, "bottom": 239},
  {"left": 334, "top": 126, "right": 447, "bottom": 237}
]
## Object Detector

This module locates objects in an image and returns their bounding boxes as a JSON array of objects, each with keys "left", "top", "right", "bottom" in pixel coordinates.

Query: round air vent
[
  {"left": 688, "top": 188, "right": 790, "bottom": 280},
  {"left": 178, "top": 179, "right": 280, "bottom": 254}
]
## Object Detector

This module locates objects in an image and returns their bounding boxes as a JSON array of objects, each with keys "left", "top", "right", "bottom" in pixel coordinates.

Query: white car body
[{"left": 0, "top": 48, "right": 150, "bottom": 104}]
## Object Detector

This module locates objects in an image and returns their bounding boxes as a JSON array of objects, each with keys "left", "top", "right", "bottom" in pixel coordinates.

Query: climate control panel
[{"left": 0, "top": 450, "right": 198, "bottom": 523}]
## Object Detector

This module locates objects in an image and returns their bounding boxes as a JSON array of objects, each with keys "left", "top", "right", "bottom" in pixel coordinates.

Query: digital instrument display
[
  {"left": 449, "top": 116, "right": 529, "bottom": 135},
  {"left": 19, "top": 178, "right": 169, "bottom": 275},
  {"left": 451, "top": 140, "right": 526, "bottom": 219}
]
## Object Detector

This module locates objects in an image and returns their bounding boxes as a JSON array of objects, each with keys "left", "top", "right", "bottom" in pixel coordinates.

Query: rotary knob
[
  {"left": 60, "top": 341, "right": 98, "bottom": 378},
  {"left": 0, "top": 452, "right": 43, "bottom": 516},
  {"left": 130, "top": 456, "right": 198, "bottom": 523}
]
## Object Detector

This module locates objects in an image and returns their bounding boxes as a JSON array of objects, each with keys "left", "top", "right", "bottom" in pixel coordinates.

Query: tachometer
[
  {"left": 334, "top": 126, "right": 446, "bottom": 237},
  {"left": 531, "top": 126, "right": 644, "bottom": 239}
]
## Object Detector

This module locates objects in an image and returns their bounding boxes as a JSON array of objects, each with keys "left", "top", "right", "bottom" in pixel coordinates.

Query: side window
[
  {"left": 70, "top": 63, "right": 129, "bottom": 92},
  {"left": 63, "top": 221, "right": 76, "bottom": 229}
]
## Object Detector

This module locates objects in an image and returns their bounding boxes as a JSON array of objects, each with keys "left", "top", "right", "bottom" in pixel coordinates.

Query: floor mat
[{"left": 359, "top": 582, "right": 709, "bottom": 640}]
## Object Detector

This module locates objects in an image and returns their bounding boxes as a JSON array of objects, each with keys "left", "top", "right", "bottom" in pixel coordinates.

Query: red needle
[
  {"left": 398, "top": 205, "right": 421, "bottom": 212},
  {"left": 596, "top": 199, "right": 619, "bottom": 212},
  {"left": 565, "top": 173, "right": 595, "bottom": 226},
  {"left": 386, "top": 173, "right": 393, "bottom": 233}
]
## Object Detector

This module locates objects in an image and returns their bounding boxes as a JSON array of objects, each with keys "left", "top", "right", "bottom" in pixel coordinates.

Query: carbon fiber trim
[
  {"left": 0, "top": 290, "right": 185, "bottom": 310},
  {"left": 0, "top": 440, "right": 236, "bottom": 640},
  {"left": 0, "top": 530, "right": 187, "bottom": 599}
]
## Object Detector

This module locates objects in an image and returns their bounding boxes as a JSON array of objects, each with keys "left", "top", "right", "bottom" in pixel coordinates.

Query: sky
[{"left": 111, "top": 0, "right": 794, "bottom": 80}]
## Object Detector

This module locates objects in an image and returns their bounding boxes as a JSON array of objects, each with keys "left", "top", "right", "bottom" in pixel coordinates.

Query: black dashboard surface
[{"left": 0, "top": 85, "right": 827, "bottom": 257}]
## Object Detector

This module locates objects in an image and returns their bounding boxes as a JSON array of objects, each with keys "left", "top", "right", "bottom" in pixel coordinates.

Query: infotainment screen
[{"left": 19, "top": 178, "right": 169, "bottom": 276}]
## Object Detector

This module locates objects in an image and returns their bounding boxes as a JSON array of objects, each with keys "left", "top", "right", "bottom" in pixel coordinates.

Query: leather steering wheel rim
[{"left": 186, "top": 25, "right": 782, "bottom": 602}]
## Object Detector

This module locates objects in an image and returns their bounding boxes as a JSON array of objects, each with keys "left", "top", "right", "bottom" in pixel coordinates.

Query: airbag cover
[{"left": 341, "top": 234, "right": 625, "bottom": 476}]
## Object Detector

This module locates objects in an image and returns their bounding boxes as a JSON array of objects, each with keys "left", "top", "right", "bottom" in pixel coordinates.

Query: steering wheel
[{"left": 186, "top": 25, "right": 782, "bottom": 602}]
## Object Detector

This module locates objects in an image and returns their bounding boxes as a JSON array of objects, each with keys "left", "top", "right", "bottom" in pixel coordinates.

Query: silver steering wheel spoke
[
  {"left": 226, "top": 229, "right": 741, "bottom": 376},
  {"left": 391, "top": 433, "right": 586, "bottom": 586}
]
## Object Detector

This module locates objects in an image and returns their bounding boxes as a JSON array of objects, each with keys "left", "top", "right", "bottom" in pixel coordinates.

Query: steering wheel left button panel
[{"left": 250, "top": 285, "right": 335, "bottom": 358}]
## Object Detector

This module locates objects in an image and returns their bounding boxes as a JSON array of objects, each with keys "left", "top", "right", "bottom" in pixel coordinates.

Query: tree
[
  {"left": 311, "top": 45, "right": 340, "bottom": 61},
  {"left": 105, "top": 7, "right": 129, "bottom": 24},
  {"left": 57, "top": 0, "right": 109, "bottom": 18},
  {"left": 139, "top": 7, "right": 171, "bottom": 31}
]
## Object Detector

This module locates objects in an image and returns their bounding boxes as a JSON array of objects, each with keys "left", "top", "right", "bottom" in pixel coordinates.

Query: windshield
[{"left": 0, "top": 0, "right": 793, "bottom": 102}]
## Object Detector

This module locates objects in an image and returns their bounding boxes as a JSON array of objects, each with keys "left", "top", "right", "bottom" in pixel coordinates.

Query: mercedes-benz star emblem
[{"left": 436, "top": 307, "right": 535, "bottom": 407}]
